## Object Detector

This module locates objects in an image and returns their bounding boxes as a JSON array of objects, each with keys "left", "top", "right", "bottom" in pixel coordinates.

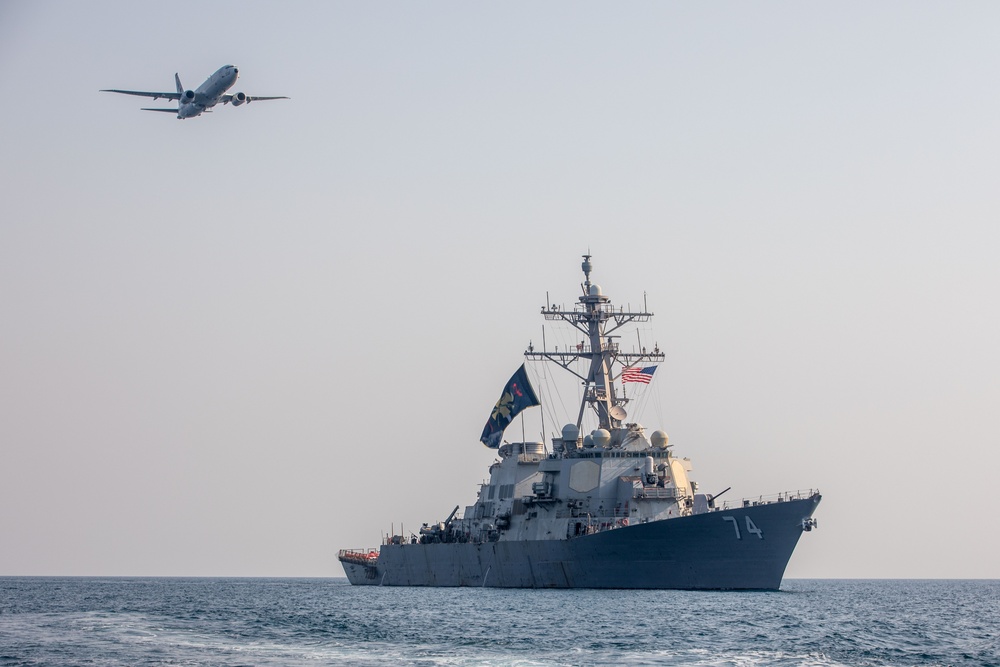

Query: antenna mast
[{"left": 524, "top": 255, "right": 664, "bottom": 431}]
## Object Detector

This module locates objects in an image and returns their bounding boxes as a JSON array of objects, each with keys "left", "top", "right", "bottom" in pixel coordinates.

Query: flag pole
[
  {"left": 540, "top": 327, "right": 548, "bottom": 451},
  {"left": 541, "top": 391, "right": 547, "bottom": 454}
]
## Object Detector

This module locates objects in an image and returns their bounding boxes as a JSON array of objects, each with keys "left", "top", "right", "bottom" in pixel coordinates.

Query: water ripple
[{"left": 0, "top": 579, "right": 997, "bottom": 666}]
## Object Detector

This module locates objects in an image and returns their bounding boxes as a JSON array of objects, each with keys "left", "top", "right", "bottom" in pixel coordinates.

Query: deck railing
[
  {"left": 637, "top": 487, "right": 683, "bottom": 500},
  {"left": 555, "top": 507, "right": 632, "bottom": 520},
  {"left": 717, "top": 489, "right": 819, "bottom": 511}
]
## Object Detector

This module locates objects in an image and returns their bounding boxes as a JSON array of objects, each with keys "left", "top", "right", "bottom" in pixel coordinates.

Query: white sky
[{"left": 1, "top": 1, "right": 998, "bottom": 578}]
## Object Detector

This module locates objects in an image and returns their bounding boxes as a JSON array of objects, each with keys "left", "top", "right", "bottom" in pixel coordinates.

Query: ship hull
[{"left": 341, "top": 493, "right": 820, "bottom": 590}]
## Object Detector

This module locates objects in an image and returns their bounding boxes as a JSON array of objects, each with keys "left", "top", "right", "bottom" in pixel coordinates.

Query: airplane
[{"left": 101, "top": 65, "right": 288, "bottom": 119}]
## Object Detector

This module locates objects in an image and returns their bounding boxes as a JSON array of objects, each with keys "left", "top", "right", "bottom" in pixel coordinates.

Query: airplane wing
[
  {"left": 100, "top": 89, "right": 181, "bottom": 101},
  {"left": 141, "top": 108, "right": 179, "bottom": 113},
  {"left": 220, "top": 94, "right": 290, "bottom": 105}
]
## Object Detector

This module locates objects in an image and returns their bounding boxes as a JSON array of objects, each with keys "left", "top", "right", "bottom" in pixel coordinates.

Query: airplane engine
[
  {"left": 181, "top": 90, "right": 196, "bottom": 104},
  {"left": 230, "top": 92, "right": 248, "bottom": 107}
]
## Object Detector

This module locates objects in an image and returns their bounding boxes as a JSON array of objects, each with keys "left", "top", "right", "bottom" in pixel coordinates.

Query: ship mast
[{"left": 525, "top": 255, "right": 665, "bottom": 431}]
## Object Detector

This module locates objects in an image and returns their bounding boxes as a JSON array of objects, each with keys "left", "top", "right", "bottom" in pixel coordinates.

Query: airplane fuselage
[{"left": 180, "top": 65, "right": 239, "bottom": 119}]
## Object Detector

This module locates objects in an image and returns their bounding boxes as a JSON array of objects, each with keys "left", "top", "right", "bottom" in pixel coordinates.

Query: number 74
[{"left": 723, "top": 515, "right": 763, "bottom": 539}]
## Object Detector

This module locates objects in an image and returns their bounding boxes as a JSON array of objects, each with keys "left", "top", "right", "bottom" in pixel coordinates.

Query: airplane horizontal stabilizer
[{"left": 141, "top": 108, "right": 179, "bottom": 113}]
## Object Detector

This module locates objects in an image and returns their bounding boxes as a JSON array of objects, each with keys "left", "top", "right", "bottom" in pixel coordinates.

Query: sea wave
[{"left": 0, "top": 578, "right": 996, "bottom": 667}]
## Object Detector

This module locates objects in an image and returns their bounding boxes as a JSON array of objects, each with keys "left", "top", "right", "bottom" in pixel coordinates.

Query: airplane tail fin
[{"left": 175, "top": 73, "right": 183, "bottom": 95}]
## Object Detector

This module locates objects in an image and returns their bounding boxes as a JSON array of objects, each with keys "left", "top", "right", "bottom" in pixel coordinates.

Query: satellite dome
[
  {"left": 592, "top": 428, "right": 611, "bottom": 448},
  {"left": 589, "top": 284, "right": 602, "bottom": 297},
  {"left": 561, "top": 423, "right": 580, "bottom": 442},
  {"left": 651, "top": 430, "right": 669, "bottom": 448},
  {"left": 582, "top": 434, "right": 594, "bottom": 448}
]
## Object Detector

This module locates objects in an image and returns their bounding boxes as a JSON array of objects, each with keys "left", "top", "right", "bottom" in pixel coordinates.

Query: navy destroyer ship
[{"left": 339, "top": 256, "right": 820, "bottom": 589}]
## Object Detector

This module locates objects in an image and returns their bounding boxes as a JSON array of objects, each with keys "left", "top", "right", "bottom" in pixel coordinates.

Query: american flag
[{"left": 622, "top": 365, "right": 657, "bottom": 384}]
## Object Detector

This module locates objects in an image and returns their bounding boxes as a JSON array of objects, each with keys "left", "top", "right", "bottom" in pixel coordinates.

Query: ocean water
[{"left": 0, "top": 578, "right": 997, "bottom": 666}]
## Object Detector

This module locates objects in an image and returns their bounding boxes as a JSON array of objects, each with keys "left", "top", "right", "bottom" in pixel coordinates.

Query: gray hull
[{"left": 341, "top": 493, "right": 820, "bottom": 590}]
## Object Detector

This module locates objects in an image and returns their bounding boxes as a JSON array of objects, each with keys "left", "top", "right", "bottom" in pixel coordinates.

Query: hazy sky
[{"left": 2, "top": 1, "right": 998, "bottom": 578}]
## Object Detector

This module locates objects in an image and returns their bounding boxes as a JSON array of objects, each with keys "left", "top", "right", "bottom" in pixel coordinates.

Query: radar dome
[
  {"left": 592, "top": 428, "right": 611, "bottom": 448},
  {"left": 651, "top": 430, "right": 669, "bottom": 448},
  {"left": 589, "top": 284, "right": 602, "bottom": 297},
  {"left": 582, "top": 434, "right": 594, "bottom": 448},
  {"left": 561, "top": 423, "right": 580, "bottom": 442}
]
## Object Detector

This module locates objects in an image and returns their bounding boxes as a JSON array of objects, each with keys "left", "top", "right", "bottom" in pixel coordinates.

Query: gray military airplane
[{"left": 101, "top": 65, "right": 288, "bottom": 119}]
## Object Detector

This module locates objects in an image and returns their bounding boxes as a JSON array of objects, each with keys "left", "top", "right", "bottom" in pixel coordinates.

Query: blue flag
[{"left": 480, "top": 364, "right": 540, "bottom": 448}]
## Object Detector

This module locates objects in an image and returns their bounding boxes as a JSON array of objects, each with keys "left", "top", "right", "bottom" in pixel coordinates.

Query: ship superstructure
[{"left": 339, "top": 256, "right": 820, "bottom": 589}]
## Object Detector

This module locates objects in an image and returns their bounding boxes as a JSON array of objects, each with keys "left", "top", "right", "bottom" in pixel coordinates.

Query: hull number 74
[{"left": 723, "top": 515, "right": 763, "bottom": 539}]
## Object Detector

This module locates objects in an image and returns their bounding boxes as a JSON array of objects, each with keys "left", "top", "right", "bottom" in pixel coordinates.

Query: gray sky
[{"left": 2, "top": 1, "right": 998, "bottom": 578}]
